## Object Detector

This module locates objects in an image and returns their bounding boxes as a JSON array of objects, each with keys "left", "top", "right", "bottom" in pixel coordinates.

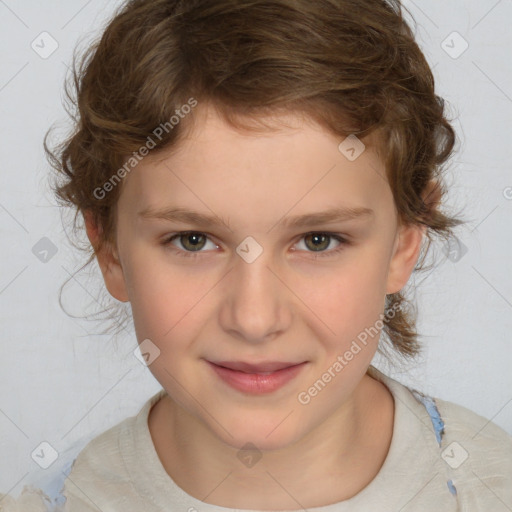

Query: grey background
[{"left": 0, "top": 0, "right": 511, "bottom": 498}]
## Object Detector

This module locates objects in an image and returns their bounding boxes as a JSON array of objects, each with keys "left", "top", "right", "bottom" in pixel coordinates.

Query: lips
[
  {"left": 210, "top": 361, "right": 303, "bottom": 374},
  {"left": 207, "top": 360, "right": 308, "bottom": 394}
]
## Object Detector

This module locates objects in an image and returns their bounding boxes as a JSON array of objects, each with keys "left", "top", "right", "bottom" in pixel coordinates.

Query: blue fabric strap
[{"left": 411, "top": 390, "right": 458, "bottom": 497}]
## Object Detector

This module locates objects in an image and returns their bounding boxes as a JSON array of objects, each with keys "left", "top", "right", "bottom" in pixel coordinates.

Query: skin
[{"left": 85, "top": 104, "right": 428, "bottom": 509}]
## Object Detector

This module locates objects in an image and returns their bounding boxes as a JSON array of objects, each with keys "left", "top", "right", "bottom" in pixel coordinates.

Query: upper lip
[{"left": 209, "top": 361, "right": 305, "bottom": 373}]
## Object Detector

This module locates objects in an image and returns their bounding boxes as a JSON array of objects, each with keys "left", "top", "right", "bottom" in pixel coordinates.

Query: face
[{"left": 88, "top": 104, "right": 424, "bottom": 451}]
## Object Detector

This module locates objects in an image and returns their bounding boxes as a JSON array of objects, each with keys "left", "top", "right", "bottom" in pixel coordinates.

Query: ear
[
  {"left": 385, "top": 222, "right": 426, "bottom": 295},
  {"left": 386, "top": 181, "right": 439, "bottom": 294},
  {"left": 83, "top": 210, "right": 129, "bottom": 303}
]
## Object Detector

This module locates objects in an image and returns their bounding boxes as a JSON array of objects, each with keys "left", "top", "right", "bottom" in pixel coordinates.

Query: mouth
[
  {"left": 206, "top": 360, "right": 308, "bottom": 394},
  {"left": 211, "top": 361, "right": 304, "bottom": 373}
]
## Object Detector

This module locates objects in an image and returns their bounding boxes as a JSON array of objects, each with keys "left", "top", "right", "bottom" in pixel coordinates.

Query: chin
[{"left": 212, "top": 413, "right": 307, "bottom": 454}]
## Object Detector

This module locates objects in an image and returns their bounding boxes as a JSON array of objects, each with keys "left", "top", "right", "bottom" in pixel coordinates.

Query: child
[{"left": 3, "top": 0, "right": 511, "bottom": 510}]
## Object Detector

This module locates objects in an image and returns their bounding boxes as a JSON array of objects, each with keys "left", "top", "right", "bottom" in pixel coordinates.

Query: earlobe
[
  {"left": 83, "top": 210, "right": 130, "bottom": 303},
  {"left": 385, "top": 223, "right": 426, "bottom": 295}
]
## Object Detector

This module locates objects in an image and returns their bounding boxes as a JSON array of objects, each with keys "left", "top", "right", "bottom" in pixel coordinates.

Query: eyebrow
[{"left": 138, "top": 205, "right": 374, "bottom": 230}]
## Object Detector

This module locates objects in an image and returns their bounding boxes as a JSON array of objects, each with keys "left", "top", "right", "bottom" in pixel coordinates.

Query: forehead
[{"left": 118, "top": 105, "right": 393, "bottom": 225}]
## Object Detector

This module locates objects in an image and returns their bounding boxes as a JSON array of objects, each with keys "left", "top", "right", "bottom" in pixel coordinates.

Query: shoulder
[
  {"left": 434, "top": 395, "right": 512, "bottom": 443},
  {"left": 416, "top": 389, "right": 512, "bottom": 508},
  {"left": 372, "top": 367, "right": 512, "bottom": 509},
  {"left": 434, "top": 396, "right": 512, "bottom": 472},
  {"left": 0, "top": 440, "right": 84, "bottom": 512},
  {"left": 60, "top": 414, "right": 134, "bottom": 510},
  {"left": 60, "top": 390, "right": 166, "bottom": 511},
  {"left": 66, "top": 417, "right": 129, "bottom": 477},
  {"left": 374, "top": 368, "right": 512, "bottom": 464}
]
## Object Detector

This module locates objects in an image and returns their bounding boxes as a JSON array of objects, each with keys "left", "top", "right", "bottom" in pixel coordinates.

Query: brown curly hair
[{"left": 45, "top": 0, "right": 466, "bottom": 358}]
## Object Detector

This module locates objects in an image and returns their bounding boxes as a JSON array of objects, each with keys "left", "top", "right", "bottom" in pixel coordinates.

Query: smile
[{"left": 206, "top": 360, "right": 308, "bottom": 394}]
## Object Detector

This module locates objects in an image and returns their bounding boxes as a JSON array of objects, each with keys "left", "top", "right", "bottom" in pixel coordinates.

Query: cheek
[
  {"left": 123, "top": 249, "right": 210, "bottom": 341},
  {"left": 297, "top": 255, "right": 388, "bottom": 338}
]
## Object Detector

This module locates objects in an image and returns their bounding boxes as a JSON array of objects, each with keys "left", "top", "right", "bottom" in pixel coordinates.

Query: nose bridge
[{"left": 219, "top": 244, "right": 290, "bottom": 342}]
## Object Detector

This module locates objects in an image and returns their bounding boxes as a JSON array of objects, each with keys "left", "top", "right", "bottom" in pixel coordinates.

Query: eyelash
[{"left": 160, "top": 231, "right": 350, "bottom": 259}]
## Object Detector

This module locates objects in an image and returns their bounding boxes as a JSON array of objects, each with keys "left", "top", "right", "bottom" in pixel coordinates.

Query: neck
[{"left": 148, "top": 373, "right": 394, "bottom": 510}]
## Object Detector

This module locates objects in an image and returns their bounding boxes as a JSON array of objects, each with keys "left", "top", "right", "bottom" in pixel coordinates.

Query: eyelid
[
  {"left": 161, "top": 230, "right": 351, "bottom": 258},
  {"left": 163, "top": 231, "right": 220, "bottom": 250}
]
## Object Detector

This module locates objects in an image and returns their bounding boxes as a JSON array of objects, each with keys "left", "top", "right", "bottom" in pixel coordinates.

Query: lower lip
[{"left": 207, "top": 361, "right": 307, "bottom": 394}]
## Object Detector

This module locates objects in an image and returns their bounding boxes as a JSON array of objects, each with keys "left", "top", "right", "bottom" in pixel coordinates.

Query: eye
[
  {"left": 161, "top": 231, "right": 350, "bottom": 259},
  {"left": 294, "top": 232, "right": 349, "bottom": 258},
  {"left": 162, "top": 231, "right": 219, "bottom": 257}
]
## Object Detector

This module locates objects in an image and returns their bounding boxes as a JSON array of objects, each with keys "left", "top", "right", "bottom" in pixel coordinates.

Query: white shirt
[{"left": 2, "top": 368, "right": 511, "bottom": 511}]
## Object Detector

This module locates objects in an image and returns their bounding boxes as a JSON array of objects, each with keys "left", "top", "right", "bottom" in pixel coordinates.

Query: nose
[{"left": 218, "top": 249, "right": 292, "bottom": 344}]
